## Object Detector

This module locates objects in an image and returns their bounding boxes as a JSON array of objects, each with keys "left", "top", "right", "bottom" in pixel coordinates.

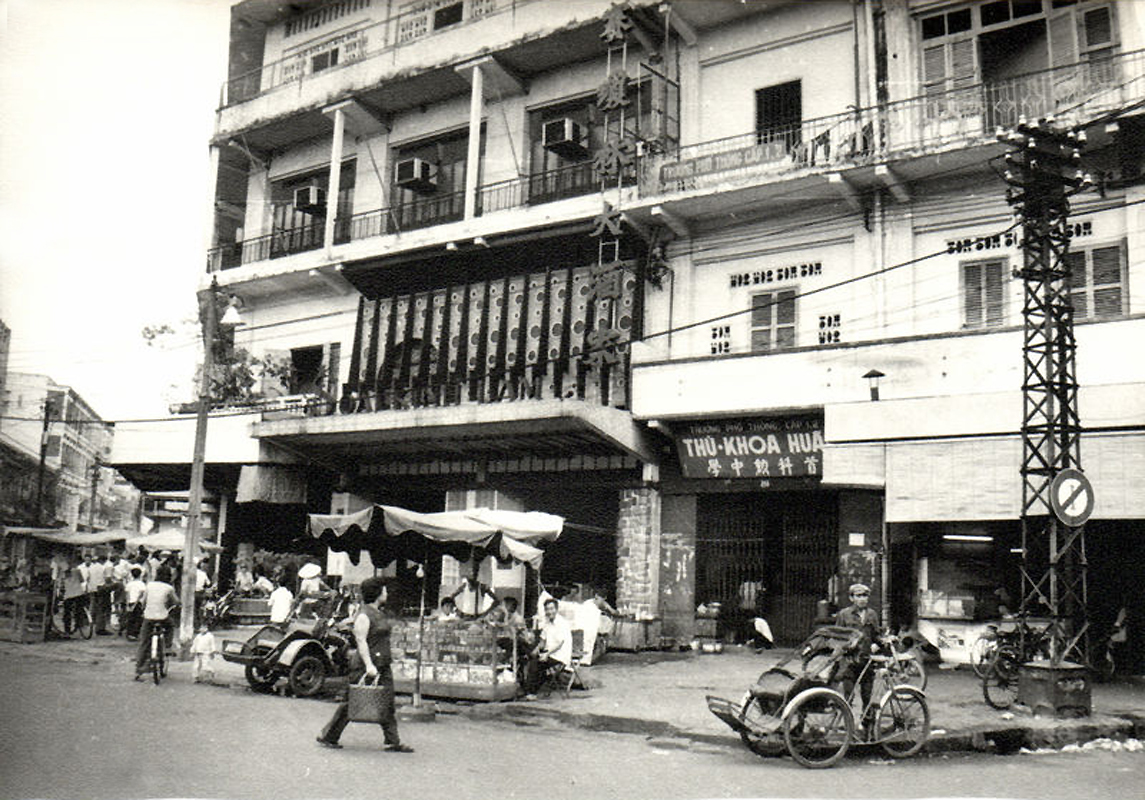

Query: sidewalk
[{"left": 7, "top": 630, "right": 1144, "bottom": 755}]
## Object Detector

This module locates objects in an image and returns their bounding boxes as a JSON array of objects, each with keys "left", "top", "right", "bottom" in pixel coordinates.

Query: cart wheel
[
  {"left": 288, "top": 655, "right": 327, "bottom": 698},
  {"left": 738, "top": 695, "right": 783, "bottom": 757},
  {"left": 245, "top": 663, "right": 277, "bottom": 693},
  {"left": 782, "top": 688, "right": 854, "bottom": 769},
  {"left": 982, "top": 646, "right": 1020, "bottom": 710},
  {"left": 875, "top": 688, "right": 930, "bottom": 758}
]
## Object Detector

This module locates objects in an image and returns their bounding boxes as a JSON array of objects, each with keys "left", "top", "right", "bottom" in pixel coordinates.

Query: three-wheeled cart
[{"left": 707, "top": 625, "right": 931, "bottom": 768}]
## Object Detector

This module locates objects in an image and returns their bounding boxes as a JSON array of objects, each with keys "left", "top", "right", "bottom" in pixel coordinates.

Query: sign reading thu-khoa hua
[{"left": 674, "top": 416, "right": 824, "bottom": 481}]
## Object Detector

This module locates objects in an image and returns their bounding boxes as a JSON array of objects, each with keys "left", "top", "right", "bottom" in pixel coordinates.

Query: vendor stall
[{"left": 309, "top": 504, "right": 564, "bottom": 701}]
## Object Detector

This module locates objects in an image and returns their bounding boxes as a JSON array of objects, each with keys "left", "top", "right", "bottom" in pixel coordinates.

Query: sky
[{"left": 0, "top": 0, "right": 233, "bottom": 420}]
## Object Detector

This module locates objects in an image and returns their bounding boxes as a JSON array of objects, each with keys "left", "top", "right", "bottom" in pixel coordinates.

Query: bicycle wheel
[
  {"left": 783, "top": 689, "right": 854, "bottom": 769},
  {"left": 982, "top": 647, "right": 1020, "bottom": 710},
  {"left": 151, "top": 633, "right": 164, "bottom": 685},
  {"left": 76, "top": 603, "right": 95, "bottom": 640},
  {"left": 891, "top": 653, "right": 928, "bottom": 691},
  {"left": 738, "top": 695, "right": 783, "bottom": 757},
  {"left": 876, "top": 689, "right": 930, "bottom": 758},
  {"left": 969, "top": 635, "right": 996, "bottom": 679},
  {"left": 51, "top": 595, "right": 68, "bottom": 637}
]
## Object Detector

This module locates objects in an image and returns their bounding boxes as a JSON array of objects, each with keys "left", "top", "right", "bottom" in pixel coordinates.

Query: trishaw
[{"left": 707, "top": 626, "right": 931, "bottom": 768}]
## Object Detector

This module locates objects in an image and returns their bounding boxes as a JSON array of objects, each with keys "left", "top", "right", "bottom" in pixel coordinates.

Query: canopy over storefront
[
  {"left": 2, "top": 527, "right": 131, "bottom": 547},
  {"left": 307, "top": 505, "right": 564, "bottom": 568},
  {"left": 124, "top": 530, "right": 223, "bottom": 554}
]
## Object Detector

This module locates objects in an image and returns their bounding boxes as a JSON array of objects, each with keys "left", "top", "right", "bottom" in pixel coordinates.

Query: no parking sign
[{"left": 1049, "top": 468, "right": 1095, "bottom": 527}]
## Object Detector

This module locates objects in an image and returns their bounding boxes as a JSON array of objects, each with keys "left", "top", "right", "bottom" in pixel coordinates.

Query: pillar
[
  {"left": 464, "top": 63, "right": 484, "bottom": 220},
  {"left": 615, "top": 487, "right": 662, "bottom": 621},
  {"left": 325, "top": 105, "right": 346, "bottom": 255}
]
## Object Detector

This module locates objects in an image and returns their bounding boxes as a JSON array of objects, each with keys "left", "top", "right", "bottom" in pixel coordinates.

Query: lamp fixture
[
  {"left": 863, "top": 368, "right": 885, "bottom": 401},
  {"left": 472, "top": 236, "right": 488, "bottom": 247},
  {"left": 219, "top": 294, "right": 245, "bottom": 327},
  {"left": 943, "top": 534, "right": 994, "bottom": 543},
  {"left": 445, "top": 241, "right": 458, "bottom": 252}
]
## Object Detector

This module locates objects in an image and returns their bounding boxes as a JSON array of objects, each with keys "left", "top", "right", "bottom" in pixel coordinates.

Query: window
[
  {"left": 1066, "top": 243, "right": 1125, "bottom": 319},
  {"left": 434, "top": 2, "right": 463, "bottom": 28},
  {"left": 750, "top": 289, "right": 797, "bottom": 352},
  {"left": 962, "top": 259, "right": 1007, "bottom": 328},
  {"left": 756, "top": 81, "right": 802, "bottom": 150},
  {"left": 311, "top": 48, "right": 340, "bottom": 73},
  {"left": 269, "top": 160, "right": 356, "bottom": 256},
  {"left": 392, "top": 129, "right": 473, "bottom": 229}
]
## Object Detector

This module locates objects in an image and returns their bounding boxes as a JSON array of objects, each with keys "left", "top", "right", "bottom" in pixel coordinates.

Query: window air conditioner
[
  {"left": 394, "top": 157, "right": 439, "bottom": 194},
  {"left": 542, "top": 117, "right": 588, "bottom": 159},
  {"left": 293, "top": 185, "right": 327, "bottom": 213}
]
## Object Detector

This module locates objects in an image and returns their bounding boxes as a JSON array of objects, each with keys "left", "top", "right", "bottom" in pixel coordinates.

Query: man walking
[{"left": 316, "top": 577, "right": 412, "bottom": 752}]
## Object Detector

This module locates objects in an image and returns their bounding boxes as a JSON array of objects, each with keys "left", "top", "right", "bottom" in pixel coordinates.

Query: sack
[{"left": 347, "top": 675, "right": 393, "bottom": 724}]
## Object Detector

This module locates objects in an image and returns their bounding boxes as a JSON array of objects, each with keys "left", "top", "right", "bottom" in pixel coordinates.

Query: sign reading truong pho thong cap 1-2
[{"left": 673, "top": 416, "right": 824, "bottom": 482}]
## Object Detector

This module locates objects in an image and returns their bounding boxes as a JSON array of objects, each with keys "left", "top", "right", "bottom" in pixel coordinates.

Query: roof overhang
[{"left": 251, "top": 399, "right": 658, "bottom": 465}]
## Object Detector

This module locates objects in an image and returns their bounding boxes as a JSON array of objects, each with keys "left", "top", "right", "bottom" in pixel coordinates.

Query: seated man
[{"left": 524, "top": 598, "right": 571, "bottom": 695}]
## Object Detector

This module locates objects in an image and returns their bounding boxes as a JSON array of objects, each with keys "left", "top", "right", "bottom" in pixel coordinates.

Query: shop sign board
[
  {"left": 1049, "top": 468, "right": 1095, "bottom": 527},
  {"left": 673, "top": 415, "right": 824, "bottom": 481}
]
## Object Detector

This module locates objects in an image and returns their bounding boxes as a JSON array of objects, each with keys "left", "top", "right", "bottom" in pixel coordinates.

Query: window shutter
[
  {"left": 1091, "top": 245, "right": 1123, "bottom": 317},
  {"left": 949, "top": 38, "right": 976, "bottom": 89},
  {"left": 1048, "top": 9, "right": 1078, "bottom": 68},
  {"left": 923, "top": 43, "right": 947, "bottom": 93},
  {"left": 325, "top": 342, "right": 342, "bottom": 396},
  {"left": 1083, "top": 7, "right": 1113, "bottom": 49},
  {"left": 963, "top": 262, "right": 984, "bottom": 327},
  {"left": 984, "top": 260, "right": 1004, "bottom": 326}
]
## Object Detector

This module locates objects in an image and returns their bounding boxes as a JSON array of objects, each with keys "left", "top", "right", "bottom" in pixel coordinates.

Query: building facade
[{"left": 121, "top": 0, "right": 1144, "bottom": 662}]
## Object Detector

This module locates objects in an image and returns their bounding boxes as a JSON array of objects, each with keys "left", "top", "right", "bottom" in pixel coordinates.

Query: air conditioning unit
[
  {"left": 394, "top": 157, "right": 439, "bottom": 194},
  {"left": 293, "top": 185, "right": 327, "bottom": 213},
  {"left": 542, "top": 117, "right": 588, "bottom": 159}
]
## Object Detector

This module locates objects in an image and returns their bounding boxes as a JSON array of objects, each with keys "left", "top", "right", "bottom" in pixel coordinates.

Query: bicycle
[
  {"left": 883, "top": 632, "right": 927, "bottom": 691},
  {"left": 147, "top": 619, "right": 171, "bottom": 685},
  {"left": 981, "top": 618, "right": 1055, "bottom": 709},
  {"left": 51, "top": 590, "right": 94, "bottom": 640}
]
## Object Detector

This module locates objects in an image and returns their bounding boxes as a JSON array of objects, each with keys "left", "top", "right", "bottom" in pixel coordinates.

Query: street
[{"left": 1, "top": 649, "right": 1142, "bottom": 800}]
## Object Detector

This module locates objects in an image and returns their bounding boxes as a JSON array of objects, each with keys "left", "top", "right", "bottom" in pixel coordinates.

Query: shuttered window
[
  {"left": 1066, "top": 242, "right": 1125, "bottom": 319},
  {"left": 963, "top": 259, "right": 1007, "bottom": 328},
  {"left": 750, "top": 289, "right": 797, "bottom": 352}
]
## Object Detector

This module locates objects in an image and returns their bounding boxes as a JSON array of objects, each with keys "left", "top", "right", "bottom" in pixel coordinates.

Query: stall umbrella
[{"left": 307, "top": 505, "right": 563, "bottom": 711}]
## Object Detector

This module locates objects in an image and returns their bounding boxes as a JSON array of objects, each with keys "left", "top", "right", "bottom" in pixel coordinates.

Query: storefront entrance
[{"left": 696, "top": 491, "right": 837, "bottom": 645}]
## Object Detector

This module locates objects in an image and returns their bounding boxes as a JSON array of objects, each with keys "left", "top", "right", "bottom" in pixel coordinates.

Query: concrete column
[
  {"left": 464, "top": 63, "right": 484, "bottom": 220},
  {"left": 324, "top": 106, "right": 346, "bottom": 255},
  {"left": 206, "top": 144, "right": 221, "bottom": 269}
]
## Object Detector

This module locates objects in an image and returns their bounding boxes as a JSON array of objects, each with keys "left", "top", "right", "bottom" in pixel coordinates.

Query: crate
[{"left": 0, "top": 592, "right": 49, "bottom": 643}]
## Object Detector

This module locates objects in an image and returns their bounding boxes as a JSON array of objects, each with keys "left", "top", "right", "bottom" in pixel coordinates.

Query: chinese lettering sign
[{"left": 674, "top": 416, "right": 824, "bottom": 481}]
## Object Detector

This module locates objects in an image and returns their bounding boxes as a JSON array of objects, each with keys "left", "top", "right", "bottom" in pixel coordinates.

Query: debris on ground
[{"left": 1021, "top": 737, "right": 1144, "bottom": 755}]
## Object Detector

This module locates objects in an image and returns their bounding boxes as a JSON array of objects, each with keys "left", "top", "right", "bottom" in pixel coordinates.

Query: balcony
[{"left": 639, "top": 49, "right": 1145, "bottom": 203}]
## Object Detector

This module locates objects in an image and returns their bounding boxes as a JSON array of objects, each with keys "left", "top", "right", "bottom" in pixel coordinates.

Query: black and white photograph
[{"left": 1, "top": 1, "right": 1144, "bottom": 798}]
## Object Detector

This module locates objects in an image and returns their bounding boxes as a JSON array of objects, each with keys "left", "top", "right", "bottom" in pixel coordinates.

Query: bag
[{"left": 347, "top": 675, "right": 393, "bottom": 724}]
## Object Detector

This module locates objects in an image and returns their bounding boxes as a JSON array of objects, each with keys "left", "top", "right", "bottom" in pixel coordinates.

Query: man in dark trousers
[
  {"left": 316, "top": 577, "right": 413, "bottom": 752},
  {"left": 835, "top": 583, "right": 882, "bottom": 723}
]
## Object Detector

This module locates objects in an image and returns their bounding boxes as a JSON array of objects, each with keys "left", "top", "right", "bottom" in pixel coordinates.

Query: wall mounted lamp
[
  {"left": 445, "top": 241, "right": 458, "bottom": 252},
  {"left": 473, "top": 236, "right": 488, "bottom": 247},
  {"left": 863, "top": 368, "right": 885, "bottom": 401},
  {"left": 220, "top": 294, "right": 245, "bottom": 327}
]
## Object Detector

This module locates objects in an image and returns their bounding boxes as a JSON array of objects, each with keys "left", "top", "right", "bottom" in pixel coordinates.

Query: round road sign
[{"left": 1049, "top": 468, "right": 1095, "bottom": 527}]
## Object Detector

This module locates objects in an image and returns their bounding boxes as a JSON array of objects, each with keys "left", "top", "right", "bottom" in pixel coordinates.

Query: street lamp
[
  {"left": 863, "top": 369, "right": 885, "bottom": 402},
  {"left": 178, "top": 278, "right": 242, "bottom": 657}
]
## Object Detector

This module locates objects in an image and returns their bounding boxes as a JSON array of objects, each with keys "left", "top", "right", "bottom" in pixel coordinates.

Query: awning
[
  {"left": 2, "top": 528, "right": 131, "bottom": 547},
  {"left": 308, "top": 505, "right": 563, "bottom": 569},
  {"left": 124, "top": 530, "right": 223, "bottom": 553}
]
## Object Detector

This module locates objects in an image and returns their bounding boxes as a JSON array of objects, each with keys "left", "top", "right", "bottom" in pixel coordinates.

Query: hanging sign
[{"left": 673, "top": 416, "right": 824, "bottom": 480}]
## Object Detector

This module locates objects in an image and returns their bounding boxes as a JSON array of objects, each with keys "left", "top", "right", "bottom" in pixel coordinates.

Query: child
[{"left": 191, "top": 623, "right": 219, "bottom": 683}]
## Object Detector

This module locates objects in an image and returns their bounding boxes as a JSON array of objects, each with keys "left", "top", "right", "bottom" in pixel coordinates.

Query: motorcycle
[{"left": 220, "top": 593, "right": 354, "bottom": 697}]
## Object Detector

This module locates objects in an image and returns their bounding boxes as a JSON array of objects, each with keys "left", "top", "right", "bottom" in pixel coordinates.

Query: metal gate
[{"left": 696, "top": 492, "right": 837, "bottom": 645}]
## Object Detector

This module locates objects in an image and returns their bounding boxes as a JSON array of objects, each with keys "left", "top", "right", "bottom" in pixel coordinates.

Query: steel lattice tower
[{"left": 1001, "top": 119, "right": 1090, "bottom": 665}]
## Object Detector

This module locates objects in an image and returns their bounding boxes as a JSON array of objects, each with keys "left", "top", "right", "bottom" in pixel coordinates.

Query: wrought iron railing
[
  {"left": 478, "top": 162, "right": 600, "bottom": 214},
  {"left": 221, "top": 0, "right": 531, "bottom": 107},
  {"left": 208, "top": 220, "right": 347, "bottom": 271},
  {"left": 642, "top": 49, "right": 1145, "bottom": 197}
]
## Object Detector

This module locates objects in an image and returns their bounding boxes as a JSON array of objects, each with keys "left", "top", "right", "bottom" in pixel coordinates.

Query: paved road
[{"left": 1, "top": 650, "right": 1142, "bottom": 800}]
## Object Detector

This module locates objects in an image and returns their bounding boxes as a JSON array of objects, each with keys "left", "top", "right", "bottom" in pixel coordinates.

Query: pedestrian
[
  {"left": 194, "top": 558, "right": 212, "bottom": 627},
  {"left": 62, "top": 563, "right": 86, "bottom": 636},
  {"left": 190, "top": 623, "right": 219, "bottom": 683},
  {"left": 94, "top": 553, "right": 115, "bottom": 634},
  {"left": 134, "top": 566, "right": 179, "bottom": 681},
  {"left": 316, "top": 577, "right": 412, "bottom": 752},
  {"left": 234, "top": 560, "right": 255, "bottom": 595},
  {"left": 123, "top": 566, "right": 147, "bottom": 640}
]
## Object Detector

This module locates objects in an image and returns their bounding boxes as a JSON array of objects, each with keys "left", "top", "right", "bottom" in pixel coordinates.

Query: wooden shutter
[
  {"left": 1091, "top": 244, "right": 1123, "bottom": 317},
  {"left": 984, "top": 259, "right": 1004, "bottom": 326},
  {"left": 1082, "top": 6, "right": 1113, "bottom": 50},
  {"left": 923, "top": 43, "right": 947, "bottom": 94},
  {"left": 963, "top": 262, "right": 984, "bottom": 327},
  {"left": 324, "top": 342, "right": 341, "bottom": 396},
  {"left": 949, "top": 38, "right": 976, "bottom": 89}
]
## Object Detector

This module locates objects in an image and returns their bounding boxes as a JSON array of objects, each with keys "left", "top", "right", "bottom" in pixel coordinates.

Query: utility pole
[
  {"left": 1001, "top": 117, "right": 1093, "bottom": 713},
  {"left": 88, "top": 462, "right": 100, "bottom": 532},
  {"left": 179, "top": 278, "right": 223, "bottom": 658},
  {"left": 36, "top": 394, "right": 56, "bottom": 526}
]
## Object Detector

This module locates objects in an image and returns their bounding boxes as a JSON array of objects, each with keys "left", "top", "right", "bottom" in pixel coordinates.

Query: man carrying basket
[{"left": 316, "top": 576, "right": 413, "bottom": 753}]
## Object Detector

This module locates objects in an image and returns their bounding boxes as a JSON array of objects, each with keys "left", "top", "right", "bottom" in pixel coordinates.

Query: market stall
[{"left": 308, "top": 505, "right": 563, "bottom": 701}]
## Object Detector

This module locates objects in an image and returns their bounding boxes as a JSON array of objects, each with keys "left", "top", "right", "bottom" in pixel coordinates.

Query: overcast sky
[{"left": 0, "top": 0, "right": 232, "bottom": 420}]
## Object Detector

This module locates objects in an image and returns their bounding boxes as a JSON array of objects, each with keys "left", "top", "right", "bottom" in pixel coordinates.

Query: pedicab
[{"left": 706, "top": 625, "right": 930, "bottom": 768}]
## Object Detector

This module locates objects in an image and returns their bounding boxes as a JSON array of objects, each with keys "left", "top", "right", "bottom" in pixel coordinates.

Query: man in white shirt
[
  {"left": 268, "top": 580, "right": 295, "bottom": 629},
  {"left": 526, "top": 598, "right": 572, "bottom": 694}
]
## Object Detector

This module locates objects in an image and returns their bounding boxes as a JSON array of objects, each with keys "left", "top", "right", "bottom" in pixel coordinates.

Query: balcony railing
[
  {"left": 641, "top": 49, "right": 1145, "bottom": 197},
  {"left": 221, "top": 0, "right": 533, "bottom": 107},
  {"left": 208, "top": 220, "right": 347, "bottom": 272},
  {"left": 479, "top": 162, "right": 601, "bottom": 214}
]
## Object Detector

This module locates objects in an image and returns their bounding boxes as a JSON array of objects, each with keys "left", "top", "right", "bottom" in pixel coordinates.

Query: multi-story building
[
  {"left": 119, "top": 0, "right": 1144, "bottom": 664},
  {"left": 0, "top": 373, "right": 116, "bottom": 530}
]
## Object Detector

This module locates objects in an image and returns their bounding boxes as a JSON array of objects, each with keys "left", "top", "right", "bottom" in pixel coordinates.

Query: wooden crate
[{"left": 0, "top": 592, "right": 49, "bottom": 643}]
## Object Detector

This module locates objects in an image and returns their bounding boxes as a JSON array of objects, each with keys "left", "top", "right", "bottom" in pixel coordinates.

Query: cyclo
[{"left": 707, "top": 625, "right": 930, "bottom": 769}]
